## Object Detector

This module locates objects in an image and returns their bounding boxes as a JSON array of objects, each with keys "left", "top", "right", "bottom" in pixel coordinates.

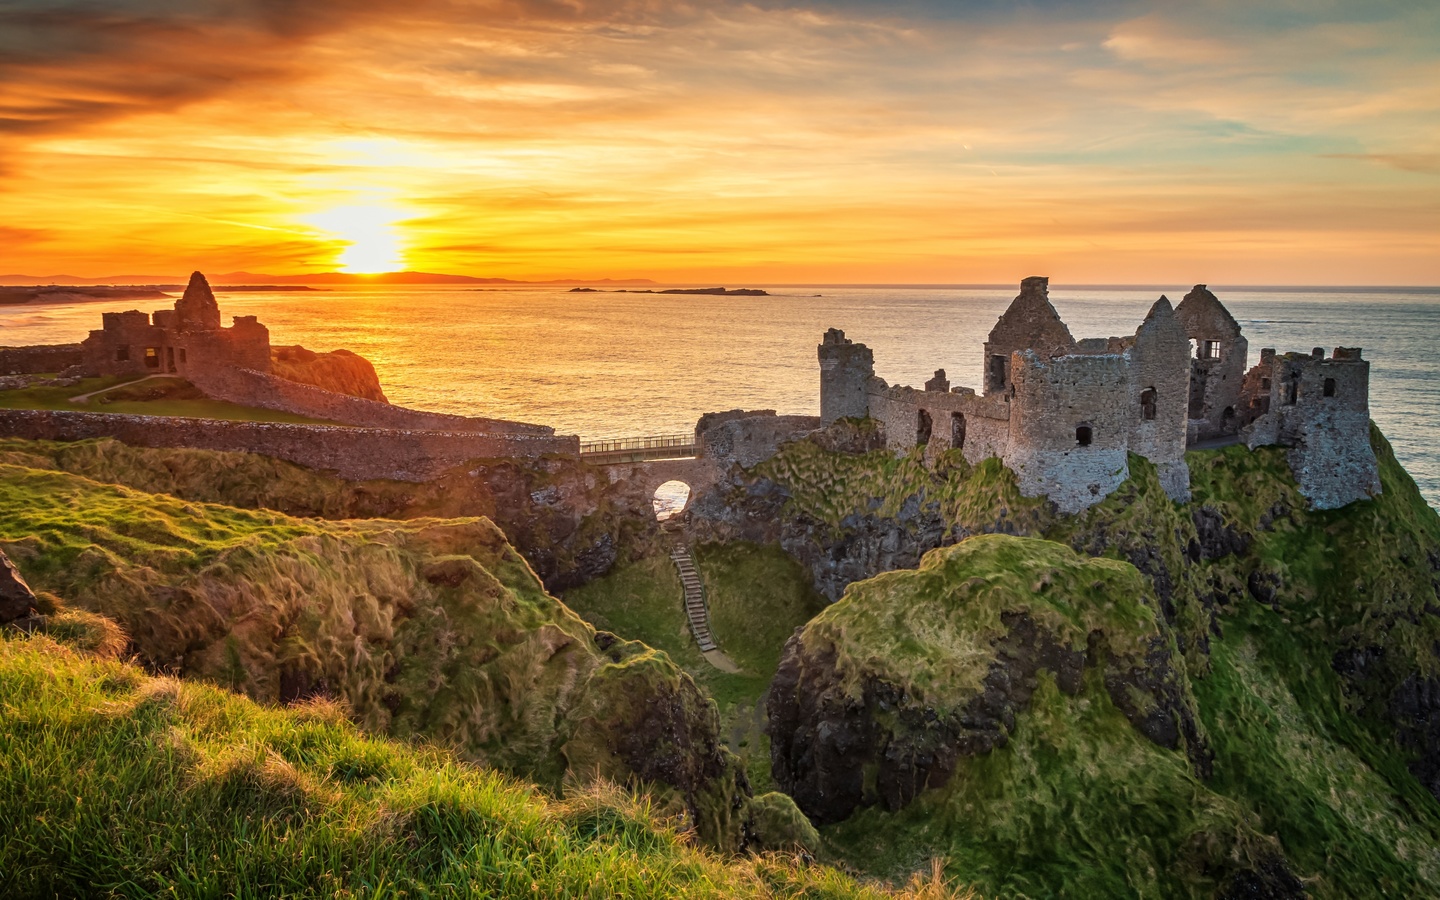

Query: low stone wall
[
  {"left": 0, "top": 344, "right": 84, "bottom": 375},
  {"left": 0, "top": 409, "right": 579, "bottom": 482},
  {"left": 191, "top": 367, "right": 552, "bottom": 435},
  {"left": 697, "top": 410, "right": 823, "bottom": 469}
]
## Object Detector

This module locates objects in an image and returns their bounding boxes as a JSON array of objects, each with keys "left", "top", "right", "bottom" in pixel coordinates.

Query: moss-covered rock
[
  {"left": 745, "top": 791, "right": 820, "bottom": 853},
  {"left": 768, "top": 534, "right": 1208, "bottom": 824}
]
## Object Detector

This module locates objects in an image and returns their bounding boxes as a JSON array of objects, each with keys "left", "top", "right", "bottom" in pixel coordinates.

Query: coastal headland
[{"left": 3, "top": 273, "right": 1440, "bottom": 897}]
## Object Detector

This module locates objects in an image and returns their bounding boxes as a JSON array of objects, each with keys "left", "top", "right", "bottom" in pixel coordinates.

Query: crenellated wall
[
  {"left": 1240, "top": 347, "right": 1379, "bottom": 509},
  {"left": 865, "top": 379, "right": 1011, "bottom": 465}
]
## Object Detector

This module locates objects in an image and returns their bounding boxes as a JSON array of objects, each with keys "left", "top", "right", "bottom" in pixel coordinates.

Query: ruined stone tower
[
  {"left": 818, "top": 328, "right": 874, "bottom": 423},
  {"left": 173, "top": 271, "right": 223, "bottom": 333},
  {"left": 1174, "top": 284, "right": 1247, "bottom": 441},
  {"left": 1127, "top": 296, "right": 1193, "bottom": 501},
  {"left": 982, "top": 276, "right": 1076, "bottom": 395},
  {"left": 1240, "top": 346, "right": 1379, "bottom": 509}
]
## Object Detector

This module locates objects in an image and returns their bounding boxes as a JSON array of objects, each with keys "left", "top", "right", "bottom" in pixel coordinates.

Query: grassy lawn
[
  {"left": 0, "top": 375, "right": 337, "bottom": 425},
  {"left": 562, "top": 542, "right": 826, "bottom": 792}
]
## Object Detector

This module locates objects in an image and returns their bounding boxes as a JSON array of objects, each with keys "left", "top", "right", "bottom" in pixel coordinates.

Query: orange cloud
[{"left": 0, "top": 1, "right": 1437, "bottom": 282}]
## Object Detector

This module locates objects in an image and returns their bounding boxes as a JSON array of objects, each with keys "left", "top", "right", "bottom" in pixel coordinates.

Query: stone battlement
[{"left": 821, "top": 279, "right": 1378, "bottom": 512}]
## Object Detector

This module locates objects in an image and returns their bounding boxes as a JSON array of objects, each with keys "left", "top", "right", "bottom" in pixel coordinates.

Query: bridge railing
[{"left": 579, "top": 433, "right": 695, "bottom": 455}]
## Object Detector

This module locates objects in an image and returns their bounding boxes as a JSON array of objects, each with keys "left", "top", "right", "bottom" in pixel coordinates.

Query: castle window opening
[
  {"left": 178, "top": 349, "right": 187, "bottom": 364},
  {"left": 652, "top": 480, "right": 691, "bottom": 522},
  {"left": 1286, "top": 380, "right": 1298, "bottom": 405},
  {"left": 1201, "top": 340, "right": 1220, "bottom": 360},
  {"left": 1223, "top": 406, "right": 1235, "bottom": 422},
  {"left": 1076, "top": 424, "right": 1093, "bottom": 447},
  {"left": 951, "top": 412, "right": 967, "bottom": 450},
  {"left": 1324, "top": 377, "right": 1336, "bottom": 398},
  {"left": 988, "top": 355, "right": 1007, "bottom": 391},
  {"left": 1261, "top": 377, "right": 1271, "bottom": 390},
  {"left": 144, "top": 347, "right": 159, "bottom": 369},
  {"left": 1140, "top": 387, "right": 1157, "bottom": 421},
  {"left": 916, "top": 409, "right": 933, "bottom": 448},
  {"left": 165, "top": 347, "right": 176, "bottom": 373},
  {"left": 115, "top": 345, "right": 129, "bottom": 362}
]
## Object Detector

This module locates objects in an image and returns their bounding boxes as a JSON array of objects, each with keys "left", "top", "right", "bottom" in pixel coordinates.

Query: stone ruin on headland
[{"left": 820, "top": 277, "right": 1380, "bottom": 512}]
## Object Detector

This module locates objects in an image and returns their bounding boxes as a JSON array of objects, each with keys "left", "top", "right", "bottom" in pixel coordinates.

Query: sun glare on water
[{"left": 307, "top": 204, "right": 408, "bottom": 274}]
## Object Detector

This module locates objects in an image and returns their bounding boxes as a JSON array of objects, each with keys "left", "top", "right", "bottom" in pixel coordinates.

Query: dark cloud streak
[{"left": 0, "top": 0, "right": 421, "bottom": 135}]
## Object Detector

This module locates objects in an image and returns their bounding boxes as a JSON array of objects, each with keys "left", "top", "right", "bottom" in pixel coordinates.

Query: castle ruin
[
  {"left": 82, "top": 272, "right": 272, "bottom": 379},
  {"left": 819, "top": 277, "right": 1380, "bottom": 512}
]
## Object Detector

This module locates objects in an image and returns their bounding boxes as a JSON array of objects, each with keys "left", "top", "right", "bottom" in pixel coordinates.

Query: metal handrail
[{"left": 579, "top": 433, "right": 694, "bottom": 455}]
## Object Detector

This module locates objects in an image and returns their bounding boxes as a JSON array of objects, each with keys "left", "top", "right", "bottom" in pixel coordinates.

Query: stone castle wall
[
  {"left": 696, "top": 410, "right": 823, "bottom": 469},
  {"left": 1007, "top": 350, "right": 1132, "bottom": 513},
  {"left": 1241, "top": 348, "right": 1378, "bottom": 509},
  {"left": 818, "top": 329, "right": 874, "bottom": 423},
  {"left": 865, "top": 380, "right": 1011, "bottom": 465},
  {"left": 1126, "top": 297, "right": 1193, "bottom": 501},
  {"left": 0, "top": 409, "right": 578, "bottom": 482},
  {"left": 0, "top": 344, "right": 84, "bottom": 375},
  {"left": 189, "top": 367, "right": 554, "bottom": 435}
]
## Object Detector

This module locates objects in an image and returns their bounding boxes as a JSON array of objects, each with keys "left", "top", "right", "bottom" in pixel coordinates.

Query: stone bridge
[{"left": 599, "top": 457, "right": 724, "bottom": 516}]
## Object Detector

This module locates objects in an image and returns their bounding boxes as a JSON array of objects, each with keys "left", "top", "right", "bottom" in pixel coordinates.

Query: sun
[{"left": 306, "top": 204, "right": 408, "bottom": 274}]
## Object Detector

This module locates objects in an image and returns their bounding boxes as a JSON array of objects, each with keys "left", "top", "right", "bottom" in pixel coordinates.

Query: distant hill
[{"left": 0, "top": 271, "right": 657, "bottom": 287}]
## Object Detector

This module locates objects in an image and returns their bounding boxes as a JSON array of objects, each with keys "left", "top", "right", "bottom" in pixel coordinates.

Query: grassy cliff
[
  {"left": 0, "top": 436, "right": 647, "bottom": 590},
  {"left": 0, "top": 459, "right": 752, "bottom": 848},
  {"left": 753, "top": 426, "right": 1440, "bottom": 898},
  {"left": 0, "top": 632, "right": 962, "bottom": 898}
]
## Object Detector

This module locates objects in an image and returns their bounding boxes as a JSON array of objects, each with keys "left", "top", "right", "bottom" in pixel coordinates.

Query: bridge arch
[{"left": 601, "top": 458, "right": 723, "bottom": 521}]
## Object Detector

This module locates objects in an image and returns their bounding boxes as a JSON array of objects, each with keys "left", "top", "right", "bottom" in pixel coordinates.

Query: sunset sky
[{"left": 2, "top": 1, "right": 1437, "bottom": 283}]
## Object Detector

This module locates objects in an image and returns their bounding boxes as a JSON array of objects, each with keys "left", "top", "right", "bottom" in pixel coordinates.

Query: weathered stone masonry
[
  {"left": 821, "top": 277, "right": 1379, "bottom": 512},
  {"left": 0, "top": 409, "right": 577, "bottom": 482}
]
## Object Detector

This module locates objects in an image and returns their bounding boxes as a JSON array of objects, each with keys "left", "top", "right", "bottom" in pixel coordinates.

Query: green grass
[
  {"left": 757, "top": 425, "right": 1440, "bottom": 897},
  {"left": 563, "top": 543, "right": 825, "bottom": 794},
  {"left": 0, "top": 375, "right": 337, "bottom": 424},
  {"left": 0, "top": 460, "right": 754, "bottom": 848},
  {"left": 0, "top": 634, "right": 963, "bottom": 898}
]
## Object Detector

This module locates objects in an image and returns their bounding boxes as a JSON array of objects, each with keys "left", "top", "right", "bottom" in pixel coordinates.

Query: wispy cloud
[{"left": 0, "top": 0, "right": 1437, "bottom": 281}]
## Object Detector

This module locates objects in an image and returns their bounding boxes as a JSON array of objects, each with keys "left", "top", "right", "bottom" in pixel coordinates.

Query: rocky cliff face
[
  {"left": 0, "top": 437, "right": 651, "bottom": 592},
  {"left": 270, "top": 345, "right": 388, "bottom": 402},
  {"left": 697, "top": 422, "right": 1440, "bottom": 896},
  {"left": 767, "top": 536, "right": 1209, "bottom": 825}
]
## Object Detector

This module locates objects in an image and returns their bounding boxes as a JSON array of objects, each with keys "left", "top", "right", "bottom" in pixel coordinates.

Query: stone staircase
[{"left": 669, "top": 544, "right": 716, "bottom": 652}]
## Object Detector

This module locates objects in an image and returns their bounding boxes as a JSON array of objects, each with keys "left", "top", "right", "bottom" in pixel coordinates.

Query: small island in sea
[{"left": 568, "top": 286, "right": 769, "bottom": 295}]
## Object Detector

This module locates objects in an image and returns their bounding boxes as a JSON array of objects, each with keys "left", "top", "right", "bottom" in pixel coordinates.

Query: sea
[{"left": 3, "top": 284, "right": 1438, "bottom": 510}]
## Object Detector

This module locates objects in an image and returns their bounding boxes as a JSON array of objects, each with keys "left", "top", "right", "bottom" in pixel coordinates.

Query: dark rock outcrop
[
  {"left": 767, "top": 536, "right": 1208, "bottom": 824},
  {"left": 0, "top": 550, "right": 37, "bottom": 624}
]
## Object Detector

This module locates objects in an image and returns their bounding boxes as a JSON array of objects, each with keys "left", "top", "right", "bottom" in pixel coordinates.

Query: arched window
[
  {"left": 1140, "top": 387, "right": 1157, "bottom": 420},
  {"left": 916, "top": 409, "right": 933, "bottom": 447},
  {"left": 951, "top": 412, "right": 967, "bottom": 450},
  {"left": 1076, "top": 425, "right": 1093, "bottom": 447}
]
